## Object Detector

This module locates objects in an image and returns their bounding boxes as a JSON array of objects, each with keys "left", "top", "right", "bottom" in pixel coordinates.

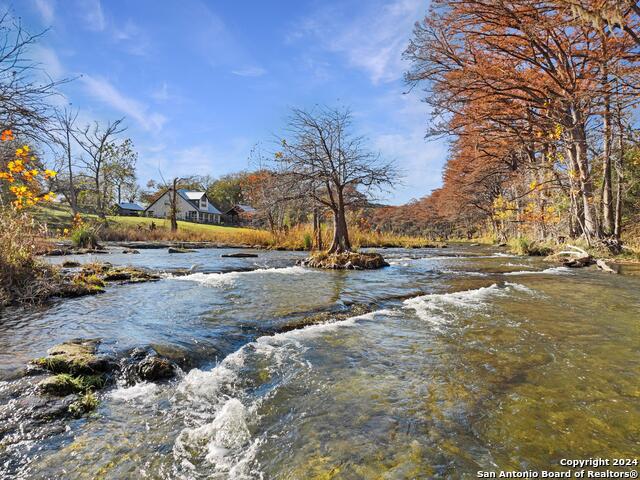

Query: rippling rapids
[{"left": 0, "top": 245, "right": 638, "bottom": 479}]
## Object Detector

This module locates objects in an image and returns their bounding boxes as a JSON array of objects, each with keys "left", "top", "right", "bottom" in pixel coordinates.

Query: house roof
[
  {"left": 144, "top": 189, "right": 222, "bottom": 215},
  {"left": 117, "top": 202, "right": 145, "bottom": 211},
  {"left": 177, "top": 190, "right": 222, "bottom": 215},
  {"left": 237, "top": 204, "right": 256, "bottom": 213},
  {"left": 179, "top": 190, "right": 205, "bottom": 201},
  {"left": 226, "top": 204, "right": 256, "bottom": 215}
]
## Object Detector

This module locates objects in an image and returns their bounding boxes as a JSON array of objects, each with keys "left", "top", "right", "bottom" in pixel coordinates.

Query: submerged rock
[
  {"left": 137, "top": 356, "right": 175, "bottom": 381},
  {"left": 300, "top": 251, "right": 389, "bottom": 270},
  {"left": 77, "top": 264, "right": 160, "bottom": 284},
  {"left": 168, "top": 247, "right": 196, "bottom": 254},
  {"left": 61, "top": 261, "right": 81, "bottom": 268},
  {"left": 38, "top": 373, "right": 106, "bottom": 396},
  {"left": 122, "top": 248, "right": 140, "bottom": 254},
  {"left": 119, "top": 347, "right": 178, "bottom": 384},
  {"left": 221, "top": 252, "right": 259, "bottom": 258}
]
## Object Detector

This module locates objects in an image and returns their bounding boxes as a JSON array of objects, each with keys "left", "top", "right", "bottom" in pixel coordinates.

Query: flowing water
[{"left": 0, "top": 245, "right": 639, "bottom": 479}]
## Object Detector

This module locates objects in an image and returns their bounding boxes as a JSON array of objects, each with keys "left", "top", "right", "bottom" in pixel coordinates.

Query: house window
[
  {"left": 186, "top": 211, "right": 197, "bottom": 221},
  {"left": 200, "top": 198, "right": 207, "bottom": 208}
]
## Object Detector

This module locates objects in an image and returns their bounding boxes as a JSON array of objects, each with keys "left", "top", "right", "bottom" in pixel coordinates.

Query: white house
[{"left": 144, "top": 189, "right": 222, "bottom": 224}]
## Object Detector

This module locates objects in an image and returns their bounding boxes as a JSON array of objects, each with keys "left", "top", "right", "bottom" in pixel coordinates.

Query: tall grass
[
  {"left": 0, "top": 209, "right": 61, "bottom": 307},
  {"left": 508, "top": 236, "right": 554, "bottom": 256},
  {"left": 99, "top": 221, "right": 439, "bottom": 251}
]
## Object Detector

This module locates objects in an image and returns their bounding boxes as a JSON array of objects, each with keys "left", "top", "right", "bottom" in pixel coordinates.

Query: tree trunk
[
  {"left": 601, "top": 36, "right": 614, "bottom": 236},
  {"left": 568, "top": 115, "right": 597, "bottom": 240},
  {"left": 328, "top": 207, "right": 351, "bottom": 253},
  {"left": 95, "top": 173, "right": 105, "bottom": 219},
  {"left": 66, "top": 130, "right": 78, "bottom": 215},
  {"left": 313, "top": 207, "right": 322, "bottom": 250},
  {"left": 170, "top": 182, "right": 178, "bottom": 232},
  {"left": 614, "top": 117, "right": 624, "bottom": 239}
]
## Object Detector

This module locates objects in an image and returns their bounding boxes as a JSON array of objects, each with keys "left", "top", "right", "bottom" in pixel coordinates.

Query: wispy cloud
[
  {"left": 78, "top": 0, "right": 106, "bottom": 32},
  {"left": 31, "top": 45, "right": 65, "bottom": 80},
  {"left": 32, "top": 0, "right": 55, "bottom": 24},
  {"left": 291, "top": 0, "right": 425, "bottom": 85},
  {"left": 111, "top": 19, "right": 150, "bottom": 56},
  {"left": 231, "top": 66, "right": 267, "bottom": 77},
  {"left": 81, "top": 75, "right": 167, "bottom": 131},
  {"left": 142, "top": 139, "right": 252, "bottom": 180}
]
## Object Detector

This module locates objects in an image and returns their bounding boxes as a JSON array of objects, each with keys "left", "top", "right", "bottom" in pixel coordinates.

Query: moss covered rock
[
  {"left": 38, "top": 373, "right": 106, "bottom": 396},
  {"left": 301, "top": 252, "right": 389, "bottom": 270},
  {"left": 32, "top": 338, "right": 114, "bottom": 375}
]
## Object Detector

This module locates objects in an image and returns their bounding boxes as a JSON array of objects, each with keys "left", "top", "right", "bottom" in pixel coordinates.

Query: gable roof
[
  {"left": 180, "top": 190, "right": 205, "bottom": 201},
  {"left": 237, "top": 204, "right": 256, "bottom": 213},
  {"left": 177, "top": 190, "right": 222, "bottom": 214},
  {"left": 225, "top": 204, "right": 256, "bottom": 215},
  {"left": 144, "top": 189, "right": 222, "bottom": 215},
  {"left": 117, "top": 202, "right": 145, "bottom": 211}
]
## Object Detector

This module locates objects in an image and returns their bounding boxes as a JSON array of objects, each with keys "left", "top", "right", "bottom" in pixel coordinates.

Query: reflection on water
[{"left": 1, "top": 245, "right": 639, "bottom": 479}]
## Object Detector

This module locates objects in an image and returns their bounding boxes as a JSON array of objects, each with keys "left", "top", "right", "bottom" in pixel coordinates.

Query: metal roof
[
  {"left": 179, "top": 190, "right": 205, "bottom": 201},
  {"left": 176, "top": 190, "right": 222, "bottom": 215},
  {"left": 117, "top": 202, "right": 145, "bottom": 211},
  {"left": 237, "top": 204, "right": 256, "bottom": 213}
]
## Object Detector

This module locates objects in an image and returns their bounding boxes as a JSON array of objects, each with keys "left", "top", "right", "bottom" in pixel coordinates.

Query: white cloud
[
  {"left": 79, "top": 0, "right": 106, "bottom": 31},
  {"left": 81, "top": 75, "right": 167, "bottom": 131},
  {"left": 33, "top": 0, "right": 55, "bottom": 24},
  {"left": 292, "top": 0, "right": 425, "bottom": 85},
  {"left": 231, "top": 66, "right": 267, "bottom": 77},
  {"left": 141, "top": 139, "right": 252, "bottom": 181},
  {"left": 31, "top": 45, "right": 65, "bottom": 80},
  {"left": 372, "top": 130, "right": 445, "bottom": 203}
]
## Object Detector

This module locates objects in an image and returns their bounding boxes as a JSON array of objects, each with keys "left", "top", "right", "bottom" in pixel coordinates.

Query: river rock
[
  {"left": 119, "top": 347, "right": 177, "bottom": 384},
  {"left": 221, "top": 252, "right": 259, "bottom": 258},
  {"left": 137, "top": 356, "right": 175, "bottom": 381},
  {"left": 61, "top": 261, "right": 81, "bottom": 268},
  {"left": 37, "top": 373, "right": 106, "bottom": 396},
  {"left": 31, "top": 339, "right": 115, "bottom": 375},
  {"left": 168, "top": 247, "right": 196, "bottom": 253},
  {"left": 122, "top": 248, "right": 140, "bottom": 254}
]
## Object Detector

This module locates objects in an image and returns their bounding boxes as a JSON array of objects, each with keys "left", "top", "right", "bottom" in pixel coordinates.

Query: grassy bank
[{"left": 36, "top": 205, "right": 440, "bottom": 250}]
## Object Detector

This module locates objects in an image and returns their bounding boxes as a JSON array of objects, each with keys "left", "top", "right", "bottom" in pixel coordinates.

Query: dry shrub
[
  {"left": 0, "top": 209, "right": 61, "bottom": 307},
  {"left": 99, "top": 224, "right": 274, "bottom": 246}
]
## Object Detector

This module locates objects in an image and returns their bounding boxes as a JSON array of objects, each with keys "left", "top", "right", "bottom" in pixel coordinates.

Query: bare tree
[
  {"left": 51, "top": 107, "right": 79, "bottom": 213},
  {"left": 0, "top": 11, "right": 64, "bottom": 145},
  {"left": 275, "top": 106, "right": 397, "bottom": 253},
  {"left": 73, "top": 118, "right": 125, "bottom": 218}
]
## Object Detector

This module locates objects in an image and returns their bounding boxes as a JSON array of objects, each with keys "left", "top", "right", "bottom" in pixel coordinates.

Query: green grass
[
  {"left": 107, "top": 214, "right": 257, "bottom": 234},
  {"left": 37, "top": 205, "right": 258, "bottom": 236}
]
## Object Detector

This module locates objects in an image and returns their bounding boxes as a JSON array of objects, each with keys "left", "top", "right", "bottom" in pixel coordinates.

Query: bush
[
  {"left": 509, "top": 237, "right": 554, "bottom": 256},
  {"left": 0, "top": 209, "right": 61, "bottom": 307},
  {"left": 71, "top": 224, "right": 99, "bottom": 248}
]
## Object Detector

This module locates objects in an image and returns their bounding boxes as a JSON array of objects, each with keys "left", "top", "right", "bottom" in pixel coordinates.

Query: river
[{"left": 0, "top": 245, "right": 638, "bottom": 479}]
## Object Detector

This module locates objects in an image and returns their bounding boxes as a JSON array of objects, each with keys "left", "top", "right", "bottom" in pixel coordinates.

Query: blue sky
[{"left": 16, "top": 0, "right": 445, "bottom": 205}]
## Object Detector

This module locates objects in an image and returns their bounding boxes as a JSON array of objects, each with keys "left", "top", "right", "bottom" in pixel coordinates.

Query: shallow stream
[{"left": 1, "top": 245, "right": 638, "bottom": 479}]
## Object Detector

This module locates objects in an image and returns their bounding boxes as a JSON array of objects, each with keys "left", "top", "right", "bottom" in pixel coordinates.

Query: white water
[
  {"left": 403, "top": 283, "right": 534, "bottom": 327},
  {"left": 175, "top": 266, "right": 311, "bottom": 288},
  {"left": 171, "top": 308, "right": 385, "bottom": 478},
  {"left": 504, "top": 266, "right": 571, "bottom": 276}
]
